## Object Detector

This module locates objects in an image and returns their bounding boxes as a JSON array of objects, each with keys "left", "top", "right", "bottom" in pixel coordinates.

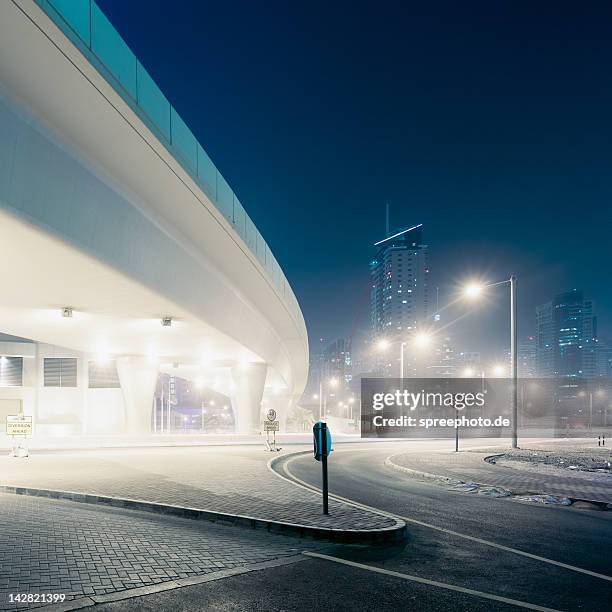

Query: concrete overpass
[{"left": 0, "top": 0, "right": 308, "bottom": 436}]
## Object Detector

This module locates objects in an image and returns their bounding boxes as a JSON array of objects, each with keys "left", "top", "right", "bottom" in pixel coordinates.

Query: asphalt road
[
  {"left": 273, "top": 441, "right": 612, "bottom": 611},
  {"left": 91, "top": 557, "right": 522, "bottom": 612},
  {"left": 5, "top": 441, "right": 610, "bottom": 611},
  {"left": 91, "top": 441, "right": 612, "bottom": 612}
]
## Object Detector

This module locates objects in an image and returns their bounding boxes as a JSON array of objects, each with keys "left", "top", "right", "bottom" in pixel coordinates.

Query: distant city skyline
[{"left": 309, "top": 283, "right": 609, "bottom": 389}]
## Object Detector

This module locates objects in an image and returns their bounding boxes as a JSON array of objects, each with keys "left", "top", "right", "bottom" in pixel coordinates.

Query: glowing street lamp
[
  {"left": 319, "top": 376, "right": 339, "bottom": 421},
  {"left": 462, "top": 275, "right": 518, "bottom": 448},
  {"left": 376, "top": 338, "right": 390, "bottom": 352},
  {"left": 401, "top": 331, "right": 433, "bottom": 379},
  {"left": 414, "top": 332, "right": 432, "bottom": 348},
  {"left": 378, "top": 332, "right": 433, "bottom": 379},
  {"left": 464, "top": 283, "right": 483, "bottom": 299},
  {"left": 491, "top": 364, "right": 506, "bottom": 377}
]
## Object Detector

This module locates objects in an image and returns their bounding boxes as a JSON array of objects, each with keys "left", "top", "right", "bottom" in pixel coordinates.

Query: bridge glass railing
[{"left": 36, "top": 0, "right": 300, "bottom": 322}]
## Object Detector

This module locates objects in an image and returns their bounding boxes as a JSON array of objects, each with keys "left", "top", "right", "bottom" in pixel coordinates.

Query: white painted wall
[
  {"left": 36, "top": 344, "right": 83, "bottom": 431},
  {"left": 0, "top": 342, "right": 35, "bottom": 429},
  {"left": 0, "top": 341, "right": 127, "bottom": 437}
]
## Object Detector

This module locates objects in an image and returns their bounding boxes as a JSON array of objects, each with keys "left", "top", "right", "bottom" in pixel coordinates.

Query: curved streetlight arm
[{"left": 483, "top": 278, "right": 512, "bottom": 288}]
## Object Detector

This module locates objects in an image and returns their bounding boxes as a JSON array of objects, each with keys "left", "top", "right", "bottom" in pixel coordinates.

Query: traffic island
[{"left": 385, "top": 445, "right": 612, "bottom": 507}]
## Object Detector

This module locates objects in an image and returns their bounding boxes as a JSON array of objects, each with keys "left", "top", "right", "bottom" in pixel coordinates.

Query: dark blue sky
[{"left": 98, "top": 0, "right": 611, "bottom": 358}]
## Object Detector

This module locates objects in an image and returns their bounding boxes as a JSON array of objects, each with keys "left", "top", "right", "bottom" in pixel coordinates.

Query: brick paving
[
  {"left": 0, "top": 492, "right": 324, "bottom": 611},
  {"left": 0, "top": 447, "right": 397, "bottom": 531},
  {"left": 388, "top": 448, "right": 612, "bottom": 503}
]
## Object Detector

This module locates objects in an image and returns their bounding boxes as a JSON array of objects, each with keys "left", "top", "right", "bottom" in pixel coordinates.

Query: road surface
[
  {"left": 274, "top": 440, "right": 612, "bottom": 611},
  {"left": 3, "top": 440, "right": 611, "bottom": 611}
]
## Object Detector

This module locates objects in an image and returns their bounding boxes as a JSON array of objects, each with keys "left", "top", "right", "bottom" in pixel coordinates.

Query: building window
[
  {"left": 44, "top": 358, "right": 77, "bottom": 387},
  {"left": 0, "top": 357, "right": 23, "bottom": 387},
  {"left": 88, "top": 360, "right": 121, "bottom": 388}
]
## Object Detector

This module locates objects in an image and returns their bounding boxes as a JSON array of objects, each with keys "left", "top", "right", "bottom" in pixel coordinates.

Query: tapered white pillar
[
  {"left": 231, "top": 363, "right": 267, "bottom": 434},
  {"left": 116, "top": 356, "right": 159, "bottom": 435}
]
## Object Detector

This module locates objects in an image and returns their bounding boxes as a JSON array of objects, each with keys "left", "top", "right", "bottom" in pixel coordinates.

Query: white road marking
[
  {"left": 303, "top": 551, "right": 560, "bottom": 612},
  {"left": 274, "top": 452, "right": 612, "bottom": 584}
]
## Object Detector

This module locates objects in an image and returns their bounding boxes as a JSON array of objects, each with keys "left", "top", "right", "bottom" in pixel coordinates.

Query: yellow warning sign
[{"left": 6, "top": 415, "right": 32, "bottom": 436}]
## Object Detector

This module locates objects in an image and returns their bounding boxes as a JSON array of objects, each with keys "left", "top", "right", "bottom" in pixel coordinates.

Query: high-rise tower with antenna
[{"left": 369, "top": 222, "right": 430, "bottom": 373}]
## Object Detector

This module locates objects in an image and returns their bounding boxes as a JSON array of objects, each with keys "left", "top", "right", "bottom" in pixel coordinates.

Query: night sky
[{"left": 97, "top": 0, "right": 611, "bottom": 360}]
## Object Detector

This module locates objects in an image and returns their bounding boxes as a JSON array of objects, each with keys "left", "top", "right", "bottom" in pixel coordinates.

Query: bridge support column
[
  {"left": 116, "top": 356, "right": 158, "bottom": 435},
  {"left": 231, "top": 363, "right": 267, "bottom": 434}
]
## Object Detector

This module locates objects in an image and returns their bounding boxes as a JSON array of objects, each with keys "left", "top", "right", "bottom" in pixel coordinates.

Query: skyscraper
[
  {"left": 536, "top": 289, "right": 597, "bottom": 378},
  {"left": 321, "top": 338, "right": 352, "bottom": 389},
  {"left": 518, "top": 336, "right": 537, "bottom": 378},
  {"left": 370, "top": 224, "right": 430, "bottom": 341},
  {"left": 595, "top": 340, "right": 612, "bottom": 378},
  {"left": 427, "top": 334, "right": 455, "bottom": 377}
]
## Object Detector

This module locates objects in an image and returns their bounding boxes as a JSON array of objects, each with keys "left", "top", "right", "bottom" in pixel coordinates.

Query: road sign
[
  {"left": 266, "top": 408, "right": 277, "bottom": 422},
  {"left": 312, "top": 421, "right": 332, "bottom": 514},
  {"left": 264, "top": 420, "right": 279, "bottom": 432},
  {"left": 6, "top": 415, "right": 32, "bottom": 437},
  {"left": 313, "top": 421, "right": 332, "bottom": 461}
]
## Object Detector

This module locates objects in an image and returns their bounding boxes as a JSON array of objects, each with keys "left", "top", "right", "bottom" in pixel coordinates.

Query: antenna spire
[{"left": 385, "top": 202, "right": 390, "bottom": 236}]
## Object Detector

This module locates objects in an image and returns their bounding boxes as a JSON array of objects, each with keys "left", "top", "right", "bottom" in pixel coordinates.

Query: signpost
[
  {"left": 6, "top": 414, "right": 32, "bottom": 458},
  {"left": 264, "top": 420, "right": 279, "bottom": 431},
  {"left": 313, "top": 421, "right": 332, "bottom": 514},
  {"left": 264, "top": 408, "right": 280, "bottom": 452}
]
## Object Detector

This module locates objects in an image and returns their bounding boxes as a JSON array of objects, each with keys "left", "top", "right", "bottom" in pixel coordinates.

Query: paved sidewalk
[
  {"left": 0, "top": 447, "right": 398, "bottom": 533},
  {"left": 388, "top": 447, "right": 612, "bottom": 503},
  {"left": 0, "top": 492, "right": 323, "bottom": 611}
]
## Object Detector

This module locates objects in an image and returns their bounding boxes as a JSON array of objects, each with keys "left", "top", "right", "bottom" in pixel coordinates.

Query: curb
[
  {"left": 268, "top": 451, "right": 407, "bottom": 543},
  {"left": 34, "top": 554, "right": 306, "bottom": 611},
  {"left": 384, "top": 453, "right": 612, "bottom": 509},
  {"left": 0, "top": 483, "right": 406, "bottom": 545},
  {"left": 384, "top": 455, "right": 465, "bottom": 486}
]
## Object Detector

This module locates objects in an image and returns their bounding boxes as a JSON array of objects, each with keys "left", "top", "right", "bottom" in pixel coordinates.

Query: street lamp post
[
  {"left": 510, "top": 275, "right": 518, "bottom": 449},
  {"left": 319, "top": 379, "right": 323, "bottom": 421},
  {"left": 378, "top": 333, "right": 431, "bottom": 381},
  {"left": 319, "top": 377, "right": 338, "bottom": 421},
  {"left": 318, "top": 377, "right": 327, "bottom": 422},
  {"left": 455, "top": 406, "right": 459, "bottom": 452},
  {"left": 464, "top": 275, "right": 518, "bottom": 449},
  {"left": 579, "top": 389, "right": 606, "bottom": 430}
]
